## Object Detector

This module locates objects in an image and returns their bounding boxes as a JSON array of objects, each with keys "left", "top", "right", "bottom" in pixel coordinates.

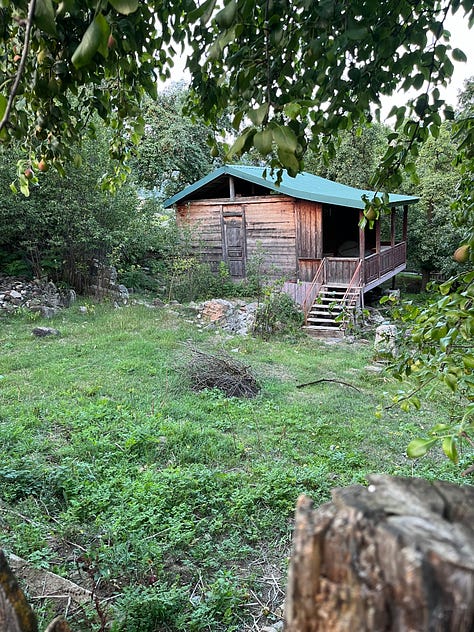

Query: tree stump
[
  {"left": 284, "top": 475, "right": 474, "bottom": 632},
  {"left": 0, "top": 550, "right": 72, "bottom": 632},
  {"left": 0, "top": 550, "right": 37, "bottom": 632}
]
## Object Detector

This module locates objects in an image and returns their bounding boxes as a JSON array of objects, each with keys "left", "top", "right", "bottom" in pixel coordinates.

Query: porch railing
[
  {"left": 342, "top": 259, "right": 363, "bottom": 307},
  {"left": 364, "top": 242, "right": 406, "bottom": 284}
]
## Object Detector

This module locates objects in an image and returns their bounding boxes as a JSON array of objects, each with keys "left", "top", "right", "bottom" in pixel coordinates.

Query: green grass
[{"left": 0, "top": 302, "right": 466, "bottom": 631}]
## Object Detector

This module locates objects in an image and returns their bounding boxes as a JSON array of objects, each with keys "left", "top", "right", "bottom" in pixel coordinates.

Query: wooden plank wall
[
  {"left": 282, "top": 281, "right": 312, "bottom": 306},
  {"left": 178, "top": 195, "right": 298, "bottom": 279},
  {"left": 177, "top": 202, "right": 223, "bottom": 271},
  {"left": 244, "top": 196, "right": 297, "bottom": 279}
]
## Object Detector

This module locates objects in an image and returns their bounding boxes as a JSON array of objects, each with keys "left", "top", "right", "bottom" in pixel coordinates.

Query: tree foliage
[
  {"left": 0, "top": 130, "right": 139, "bottom": 289},
  {"left": 0, "top": 0, "right": 472, "bottom": 195},
  {"left": 382, "top": 80, "right": 473, "bottom": 472},
  {"left": 134, "top": 84, "right": 214, "bottom": 198},
  {"left": 188, "top": 0, "right": 473, "bottom": 191},
  {"left": 0, "top": 0, "right": 191, "bottom": 189},
  {"left": 304, "top": 124, "right": 388, "bottom": 190},
  {"left": 408, "top": 125, "right": 463, "bottom": 288}
]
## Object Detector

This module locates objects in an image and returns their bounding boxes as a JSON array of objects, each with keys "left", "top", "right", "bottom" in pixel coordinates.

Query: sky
[{"left": 164, "top": 9, "right": 473, "bottom": 116}]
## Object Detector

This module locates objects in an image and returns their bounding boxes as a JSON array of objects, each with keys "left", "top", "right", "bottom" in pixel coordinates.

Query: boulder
[{"left": 374, "top": 323, "right": 398, "bottom": 358}]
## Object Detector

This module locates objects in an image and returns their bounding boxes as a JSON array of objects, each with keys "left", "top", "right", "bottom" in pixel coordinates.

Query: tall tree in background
[
  {"left": 0, "top": 131, "right": 139, "bottom": 289},
  {"left": 134, "top": 84, "right": 214, "bottom": 199},
  {"left": 304, "top": 124, "right": 388, "bottom": 190},
  {"left": 408, "top": 126, "right": 463, "bottom": 290}
]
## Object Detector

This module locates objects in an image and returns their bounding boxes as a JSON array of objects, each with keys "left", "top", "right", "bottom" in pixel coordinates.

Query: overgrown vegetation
[{"left": 0, "top": 302, "right": 468, "bottom": 630}]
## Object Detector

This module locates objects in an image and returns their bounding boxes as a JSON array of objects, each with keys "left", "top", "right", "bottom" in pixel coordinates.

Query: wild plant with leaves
[{"left": 380, "top": 81, "right": 473, "bottom": 473}]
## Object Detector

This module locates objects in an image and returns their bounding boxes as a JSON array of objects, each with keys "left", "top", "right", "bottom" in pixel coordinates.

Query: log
[{"left": 284, "top": 475, "right": 474, "bottom": 632}]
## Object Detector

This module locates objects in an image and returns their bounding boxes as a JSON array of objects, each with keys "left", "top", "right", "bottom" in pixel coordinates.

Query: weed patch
[{"left": 0, "top": 303, "right": 467, "bottom": 630}]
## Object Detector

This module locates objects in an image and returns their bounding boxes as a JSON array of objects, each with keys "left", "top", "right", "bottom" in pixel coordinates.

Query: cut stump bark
[
  {"left": 0, "top": 550, "right": 73, "bottom": 632},
  {"left": 284, "top": 474, "right": 474, "bottom": 632}
]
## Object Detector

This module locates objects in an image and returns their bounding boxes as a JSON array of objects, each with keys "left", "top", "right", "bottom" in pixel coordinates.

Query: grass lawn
[{"left": 0, "top": 300, "right": 466, "bottom": 631}]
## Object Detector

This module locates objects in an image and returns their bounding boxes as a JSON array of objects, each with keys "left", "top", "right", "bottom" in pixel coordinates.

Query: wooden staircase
[
  {"left": 302, "top": 258, "right": 363, "bottom": 335},
  {"left": 304, "top": 284, "right": 361, "bottom": 333}
]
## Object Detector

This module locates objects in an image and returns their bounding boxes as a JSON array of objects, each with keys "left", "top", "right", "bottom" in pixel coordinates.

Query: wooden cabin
[{"left": 164, "top": 165, "right": 418, "bottom": 331}]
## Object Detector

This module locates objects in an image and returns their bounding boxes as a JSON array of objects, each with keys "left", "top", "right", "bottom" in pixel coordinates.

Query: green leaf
[
  {"left": 253, "top": 128, "right": 273, "bottom": 155},
  {"left": 283, "top": 102, "right": 301, "bottom": 119},
  {"left": 277, "top": 147, "right": 299, "bottom": 174},
  {"left": 0, "top": 94, "right": 6, "bottom": 120},
  {"left": 248, "top": 103, "right": 269, "bottom": 127},
  {"left": 406, "top": 438, "right": 438, "bottom": 459},
  {"left": 272, "top": 124, "right": 298, "bottom": 153},
  {"left": 451, "top": 48, "right": 467, "bottom": 62},
  {"left": 34, "top": 0, "right": 57, "bottom": 36},
  {"left": 226, "top": 128, "right": 255, "bottom": 158},
  {"left": 72, "top": 15, "right": 110, "bottom": 68},
  {"left": 463, "top": 355, "right": 474, "bottom": 369},
  {"left": 215, "top": 0, "right": 237, "bottom": 29},
  {"left": 442, "top": 436, "right": 458, "bottom": 463},
  {"left": 346, "top": 26, "right": 367, "bottom": 40},
  {"left": 444, "top": 372, "right": 458, "bottom": 392},
  {"left": 108, "top": 0, "right": 139, "bottom": 15}
]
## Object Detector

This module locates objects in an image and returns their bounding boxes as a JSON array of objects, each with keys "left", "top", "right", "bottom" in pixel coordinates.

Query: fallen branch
[{"left": 296, "top": 378, "right": 362, "bottom": 393}]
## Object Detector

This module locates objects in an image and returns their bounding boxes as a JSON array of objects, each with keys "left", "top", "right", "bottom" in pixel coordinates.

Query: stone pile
[
  {"left": 193, "top": 298, "right": 259, "bottom": 335},
  {"left": 0, "top": 275, "right": 76, "bottom": 317},
  {"left": 88, "top": 260, "right": 129, "bottom": 303}
]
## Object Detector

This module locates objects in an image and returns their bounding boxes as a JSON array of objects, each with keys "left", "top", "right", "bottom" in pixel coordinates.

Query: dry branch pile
[{"left": 182, "top": 345, "right": 260, "bottom": 398}]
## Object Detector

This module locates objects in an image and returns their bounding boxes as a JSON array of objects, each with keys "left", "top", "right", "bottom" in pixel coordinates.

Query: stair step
[
  {"left": 303, "top": 325, "right": 345, "bottom": 335},
  {"left": 306, "top": 318, "right": 340, "bottom": 326}
]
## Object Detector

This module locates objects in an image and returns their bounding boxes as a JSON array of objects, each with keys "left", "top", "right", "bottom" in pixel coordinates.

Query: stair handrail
[
  {"left": 339, "top": 260, "right": 363, "bottom": 326},
  {"left": 302, "top": 258, "right": 327, "bottom": 323}
]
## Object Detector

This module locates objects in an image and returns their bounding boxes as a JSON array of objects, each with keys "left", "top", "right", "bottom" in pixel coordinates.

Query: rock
[
  {"left": 374, "top": 323, "right": 398, "bottom": 358},
  {"left": 30, "top": 305, "right": 58, "bottom": 319},
  {"left": 8, "top": 553, "right": 91, "bottom": 605},
  {"left": 0, "top": 275, "right": 76, "bottom": 316},
  {"left": 32, "top": 327, "right": 60, "bottom": 337},
  {"left": 197, "top": 299, "right": 258, "bottom": 335},
  {"left": 117, "top": 284, "right": 129, "bottom": 301}
]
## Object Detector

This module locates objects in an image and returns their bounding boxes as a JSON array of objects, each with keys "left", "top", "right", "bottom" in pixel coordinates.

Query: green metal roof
[{"left": 163, "top": 164, "right": 419, "bottom": 209}]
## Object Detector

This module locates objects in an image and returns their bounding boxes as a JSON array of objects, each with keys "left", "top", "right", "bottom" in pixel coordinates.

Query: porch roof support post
[
  {"left": 359, "top": 210, "right": 365, "bottom": 259},
  {"left": 402, "top": 205, "right": 408, "bottom": 242},
  {"left": 359, "top": 210, "right": 366, "bottom": 284},
  {"left": 376, "top": 216, "right": 381, "bottom": 253},
  {"left": 391, "top": 208, "right": 396, "bottom": 247},
  {"left": 229, "top": 176, "right": 235, "bottom": 200}
]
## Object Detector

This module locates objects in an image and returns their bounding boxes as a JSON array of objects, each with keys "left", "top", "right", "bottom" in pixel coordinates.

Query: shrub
[{"left": 253, "top": 286, "right": 304, "bottom": 339}]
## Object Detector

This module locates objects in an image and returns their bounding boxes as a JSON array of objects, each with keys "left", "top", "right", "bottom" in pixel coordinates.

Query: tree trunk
[
  {"left": 284, "top": 475, "right": 474, "bottom": 632},
  {"left": 0, "top": 551, "right": 72, "bottom": 632},
  {"left": 421, "top": 268, "right": 431, "bottom": 292}
]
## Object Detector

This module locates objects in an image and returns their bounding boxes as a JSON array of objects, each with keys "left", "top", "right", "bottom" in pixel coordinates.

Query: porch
[
  {"left": 283, "top": 241, "right": 408, "bottom": 305},
  {"left": 283, "top": 240, "right": 407, "bottom": 333}
]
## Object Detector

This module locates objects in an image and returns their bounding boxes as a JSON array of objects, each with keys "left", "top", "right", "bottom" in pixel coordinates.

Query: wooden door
[
  {"left": 296, "top": 201, "right": 322, "bottom": 281},
  {"left": 222, "top": 209, "right": 246, "bottom": 278}
]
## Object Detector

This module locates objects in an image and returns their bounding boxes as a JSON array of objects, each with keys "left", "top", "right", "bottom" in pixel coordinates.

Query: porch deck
[{"left": 282, "top": 241, "right": 407, "bottom": 307}]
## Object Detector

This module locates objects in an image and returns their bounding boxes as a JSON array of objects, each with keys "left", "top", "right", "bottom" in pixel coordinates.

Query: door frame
[{"left": 220, "top": 205, "right": 247, "bottom": 278}]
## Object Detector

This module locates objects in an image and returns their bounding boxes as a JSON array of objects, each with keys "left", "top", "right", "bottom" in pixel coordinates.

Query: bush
[{"left": 253, "top": 287, "right": 304, "bottom": 339}]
